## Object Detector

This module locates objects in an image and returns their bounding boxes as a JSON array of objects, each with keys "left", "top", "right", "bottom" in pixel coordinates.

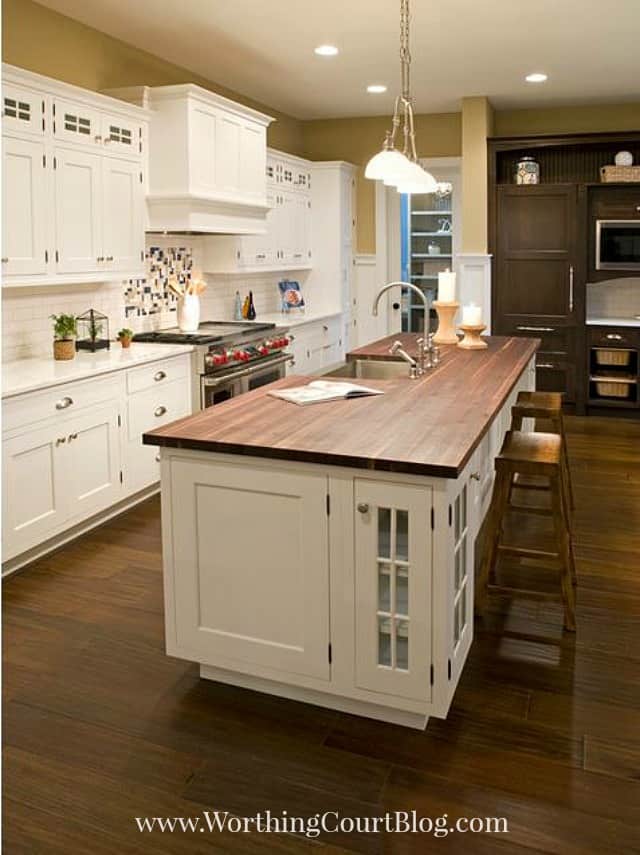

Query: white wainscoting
[{"left": 456, "top": 253, "right": 492, "bottom": 333}]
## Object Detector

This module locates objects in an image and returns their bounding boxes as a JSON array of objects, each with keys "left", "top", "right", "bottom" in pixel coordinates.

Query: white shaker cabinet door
[
  {"left": 354, "top": 479, "right": 433, "bottom": 701},
  {"left": 239, "top": 121, "right": 266, "bottom": 201},
  {"left": 2, "top": 136, "right": 49, "bottom": 278},
  {"left": 102, "top": 156, "right": 143, "bottom": 273},
  {"left": 65, "top": 403, "right": 122, "bottom": 522},
  {"left": 2, "top": 423, "right": 67, "bottom": 560},
  {"left": 54, "top": 147, "right": 102, "bottom": 274},
  {"left": 169, "top": 460, "right": 331, "bottom": 681}
]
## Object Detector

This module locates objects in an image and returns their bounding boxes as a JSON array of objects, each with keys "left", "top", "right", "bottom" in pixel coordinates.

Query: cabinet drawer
[
  {"left": 127, "top": 379, "right": 190, "bottom": 442},
  {"left": 535, "top": 354, "right": 576, "bottom": 402},
  {"left": 126, "top": 355, "right": 190, "bottom": 394},
  {"left": 3, "top": 375, "right": 122, "bottom": 433},
  {"left": 499, "top": 320, "right": 570, "bottom": 354},
  {"left": 588, "top": 326, "right": 640, "bottom": 349}
]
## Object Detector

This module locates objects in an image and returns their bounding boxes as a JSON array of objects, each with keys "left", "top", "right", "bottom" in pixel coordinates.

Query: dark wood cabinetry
[
  {"left": 489, "top": 131, "right": 640, "bottom": 416},
  {"left": 493, "top": 184, "right": 579, "bottom": 403}
]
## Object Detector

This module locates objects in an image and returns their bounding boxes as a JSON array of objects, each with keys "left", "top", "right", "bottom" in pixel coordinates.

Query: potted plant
[
  {"left": 117, "top": 328, "right": 134, "bottom": 349},
  {"left": 50, "top": 314, "right": 77, "bottom": 361}
]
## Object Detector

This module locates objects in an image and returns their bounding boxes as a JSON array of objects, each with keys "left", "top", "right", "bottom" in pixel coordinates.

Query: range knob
[{"left": 258, "top": 344, "right": 269, "bottom": 356}]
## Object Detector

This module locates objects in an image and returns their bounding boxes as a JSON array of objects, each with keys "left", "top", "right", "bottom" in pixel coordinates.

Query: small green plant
[
  {"left": 50, "top": 314, "right": 77, "bottom": 340},
  {"left": 117, "top": 328, "right": 134, "bottom": 341}
]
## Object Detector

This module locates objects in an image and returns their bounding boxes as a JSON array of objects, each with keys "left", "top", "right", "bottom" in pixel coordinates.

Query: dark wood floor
[{"left": 3, "top": 416, "right": 640, "bottom": 854}]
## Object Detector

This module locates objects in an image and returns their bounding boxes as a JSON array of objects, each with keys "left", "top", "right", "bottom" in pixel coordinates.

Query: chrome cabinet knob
[
  {"left": 155, "top": 453, "right": 161, "bottom": 463},
  {"left": 154, "top": 405, "right": 167, "bottom": 417},
  {"left": 357, "top": 503, "right": 370, "bottom": 514},
  {"left": 55, "top": 396, "right": 73, "bottom": 410},
  {"left": 154, "top": 370, "right": 166, "bottom": 381},
  {"left": 470, "top": 472, "right": 481, "bottom": 481}
]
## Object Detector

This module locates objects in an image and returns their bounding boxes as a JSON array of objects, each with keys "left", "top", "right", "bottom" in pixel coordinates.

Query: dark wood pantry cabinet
[{"left": 489, "top": 130, "right": 640, "bottom": 415}]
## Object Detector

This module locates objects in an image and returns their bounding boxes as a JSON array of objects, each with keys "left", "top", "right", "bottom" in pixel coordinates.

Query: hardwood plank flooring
[{"left": 3, "top": 415, "right": 640, "bottom": 854}]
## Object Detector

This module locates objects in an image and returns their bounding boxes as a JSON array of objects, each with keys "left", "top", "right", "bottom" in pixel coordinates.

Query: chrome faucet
[
  {"left": 390, "top": 340, "right": 419, "bottom": 378},
  {"left": 372, "top": 280, "right": 439, "bottom": 375}
]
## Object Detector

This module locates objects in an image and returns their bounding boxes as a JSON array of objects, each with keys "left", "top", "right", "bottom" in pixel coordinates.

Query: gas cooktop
[{"left": 132, "top": 321, "right": 277, "bottom": 346}]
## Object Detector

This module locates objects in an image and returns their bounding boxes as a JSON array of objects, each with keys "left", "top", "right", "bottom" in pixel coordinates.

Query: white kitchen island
[{"left": 145, "top": 335, "right": 537, "bottom": 729}]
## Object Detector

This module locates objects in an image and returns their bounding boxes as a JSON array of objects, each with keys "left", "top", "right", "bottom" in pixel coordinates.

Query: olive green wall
[
  {"left": 302, "top": 113, "right": 462, "bottom": 253},
  {"left": 1, "top": 0, "right": 305, "bottom": 155},
  {"left": 494, "top": 103, "right": 640, "bottom": 137}
]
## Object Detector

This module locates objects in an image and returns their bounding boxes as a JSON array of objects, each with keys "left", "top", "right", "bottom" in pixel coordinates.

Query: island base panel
[{"left": 200, "top": 665, "right": 430, "bottom": 729}]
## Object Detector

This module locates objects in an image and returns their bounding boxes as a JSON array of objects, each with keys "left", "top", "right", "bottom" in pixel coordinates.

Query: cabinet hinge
[
  {"left": 447, "top": 659, "right": 452, "bottom": 680},
  {"left": 43, "top": 153, "right": 46, "bottom": 168},
  {"left": 140, "top": 249, "right": 144, "bottom": 262},
  {"left": 430, "top": 664, "right": 434, "bottom": 686},
  {"left": 55, "top": 250, "right": 59, "bottom": 263},
  {"left": 53, "top": 157, "right": 57, "bottom": 170},
  {"left": 430, "top": 507, "right": 435, "bottom": 530},
  {"left": 448, "top": 504, "right": 452, "bottom": 527},
  {"left": 117, "top": 414, "right": 122, "bottom": 428},
  {"left": 45, "top": 250, "right": 48, "bottom": 263},
  {"left": 326, "top": 494, "right": 330, "bottom": 515},
  {"left": 119, "top": 471, "right": 123, "bottom": 484},
  {"left": 139, "top": 172, "right": 143, "bottom": 184},
  {"left": 328, "top": 643, "right": 332, "bottom": 664}
]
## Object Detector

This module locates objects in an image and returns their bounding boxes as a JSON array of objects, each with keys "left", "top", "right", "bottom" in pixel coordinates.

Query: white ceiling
[{"left": 38, "top": 0, "right": 640, "bottom": 119}]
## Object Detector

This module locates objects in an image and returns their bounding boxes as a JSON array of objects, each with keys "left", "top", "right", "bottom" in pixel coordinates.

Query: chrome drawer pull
[
  {"left": 569, "top": 265, "right": 574, "bottom": 312},
  {"left": 154, "top": 370, "right": 166, "bottom": 381},
  {"left": 55, "top": 437, "right": 66, "bottom": 446},
  {"left": 154, "top": 406, "right": 167, "bottom": 417},
  {"left": 357, "top": 503, "right": 370, "bottom": 514},
  {"left": 605, "top": 333, "right": 623, "bottom": 341},
  {"left": 68, "top": 432, "right": 78, "bottom": 442},
  {"left": 537, "top": 363, "right": 556, "bottom": 370},
  {"left": 105, "top": 255, "right": 114, "bottom": 261},
  {"left": 516, "top": 326, "right": 555, "bottom": 333},
  {"left": 55, "top": 396, "right": 73, "bottom": 410}
]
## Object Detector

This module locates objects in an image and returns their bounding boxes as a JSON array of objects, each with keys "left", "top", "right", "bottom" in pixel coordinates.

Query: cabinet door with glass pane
[
  {"left": 354, "top": 479, "right": 432, "bottom": 701},
  {"left": 449, "top": 479, "right": 474, "bottom": 691}
]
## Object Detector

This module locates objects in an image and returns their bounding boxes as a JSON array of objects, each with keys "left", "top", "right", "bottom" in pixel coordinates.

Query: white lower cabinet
[
  {"left": 169, "top": 459, "right": 330, "bottom": 680},
  {"left": 287, "top": 316, "right": 344, "bottom": 376},
  {"left": 2, "top": 352, "right": 192, "bottom": 568},
  {"left": 354, "top": 479, "right": 432, "bottom": 701}
]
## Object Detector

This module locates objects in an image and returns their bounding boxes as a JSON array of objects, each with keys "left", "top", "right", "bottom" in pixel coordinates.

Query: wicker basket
[
  {"left": 594, "top": 348, "right": 631, "bottom": 367},
  {"left": 593, "top": 377, "right": 634, "bottom": 398},
  {"left": 600, "top": 165, "right": 640, "bottom": 183}
]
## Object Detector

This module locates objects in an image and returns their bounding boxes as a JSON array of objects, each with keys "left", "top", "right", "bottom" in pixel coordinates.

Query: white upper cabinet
[
  {"left": 1, "top": 64, "right": 148, "bottom": 287},
  {"left": 2, "top": 136, "right": 48, "bottom": 277},
  {"left": 201, "top": 149, "right": 313, "bottom": 274},
  {"left": 54, "top": 147, "right": 102, "bottom": 274}
]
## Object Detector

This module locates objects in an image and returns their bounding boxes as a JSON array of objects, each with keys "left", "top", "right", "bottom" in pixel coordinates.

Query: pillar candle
[
  {"left": 437, "top": 269, "right": 456, "bottom": 303},
  {"left": 462, "top": 303, "right": 482, "bottom": 325}
]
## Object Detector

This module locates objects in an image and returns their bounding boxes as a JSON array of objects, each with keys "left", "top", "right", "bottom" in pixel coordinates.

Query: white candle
[
  {"left": 462, "top": 303, "right": 482, "bottom": 326},
  {"left": 438, "top": 269, "right": 456, "bottom": 303}
]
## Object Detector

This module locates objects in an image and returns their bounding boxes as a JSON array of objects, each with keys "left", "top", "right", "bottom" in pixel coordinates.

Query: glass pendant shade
[
  {"left": 364, "top": 148, "right": 408, "bottom": 180},
  {"left": 395, "top": 165, "right": 439, "bottom": 194},
  {"left": 381, "top": 154, "right": 417, "bottom": 186}
]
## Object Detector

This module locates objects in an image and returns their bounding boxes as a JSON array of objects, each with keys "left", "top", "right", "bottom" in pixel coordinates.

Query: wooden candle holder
[
  {"left": 457, "top": 323, "right": 488, "bottom": 349},
  {"left": 432, "top": 300, "right": 460, "bottom": 345}
]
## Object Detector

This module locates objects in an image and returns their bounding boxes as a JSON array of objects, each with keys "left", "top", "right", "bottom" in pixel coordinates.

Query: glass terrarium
[{"left": 75, "top": 309, "right": 110, "bottom": 352}]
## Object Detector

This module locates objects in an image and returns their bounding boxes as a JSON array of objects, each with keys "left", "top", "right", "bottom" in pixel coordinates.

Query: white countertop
[
  {"left": 2, "top": 342, "right": 194, "bottom": 399},
  {"left": 586, "top": 316, "right": 640, "bottom": 328},
  {"left": 244, "top": 309, "right": 342, "bottom": 329}
]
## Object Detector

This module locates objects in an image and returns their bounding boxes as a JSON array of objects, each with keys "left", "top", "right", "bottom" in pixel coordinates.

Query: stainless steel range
[{"left": 133, "top": 321, "right": 293, "bottom": 410}]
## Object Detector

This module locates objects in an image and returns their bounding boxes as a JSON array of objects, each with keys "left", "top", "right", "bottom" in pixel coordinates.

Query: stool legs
[{"left": 550, "top": 471, "right": 576, "bottom": 631}]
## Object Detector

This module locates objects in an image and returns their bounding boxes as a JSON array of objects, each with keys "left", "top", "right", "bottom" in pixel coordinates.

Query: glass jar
[{"left": 515, "top": 156, "right": 540, "bottom": 185}]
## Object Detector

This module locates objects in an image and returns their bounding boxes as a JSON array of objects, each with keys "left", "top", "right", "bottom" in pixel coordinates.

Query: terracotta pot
[
  {"left": 53, "top": 339, "right": 76, "bottom": 361},
  {"left": 119, "top": 337, "right": 132, "bottom": 349}
]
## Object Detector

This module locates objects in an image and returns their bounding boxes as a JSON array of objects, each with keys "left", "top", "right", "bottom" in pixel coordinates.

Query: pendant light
[{"left": 364, "top": 0, "right": 436, "bottom": 193}]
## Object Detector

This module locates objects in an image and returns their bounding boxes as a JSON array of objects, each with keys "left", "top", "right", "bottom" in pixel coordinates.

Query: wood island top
[{"left": 144, "top": 335, "right": 539, "bottom": 479}]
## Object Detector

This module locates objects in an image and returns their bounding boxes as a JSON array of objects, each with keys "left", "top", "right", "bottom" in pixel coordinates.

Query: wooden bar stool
[
  {"left": 510, "top": 390, "right": 575, "bottom": 515},
  {"left": 478, "top": 430, "right": 577, "bottom": 632}
]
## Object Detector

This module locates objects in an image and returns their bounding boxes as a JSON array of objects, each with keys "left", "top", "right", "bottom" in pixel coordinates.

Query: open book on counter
[{"left": 267, "top": 380, "right": 384, "bottom": 406}]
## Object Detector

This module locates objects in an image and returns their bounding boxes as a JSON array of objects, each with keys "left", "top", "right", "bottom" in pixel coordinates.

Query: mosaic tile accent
[{"left": 124, "top": 246, "right": 194, "bottom": 319}]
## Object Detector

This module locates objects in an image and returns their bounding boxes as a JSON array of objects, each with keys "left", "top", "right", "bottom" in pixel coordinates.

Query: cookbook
[{"left": 268, "top": 380, "right": 384, "bottom": 406}]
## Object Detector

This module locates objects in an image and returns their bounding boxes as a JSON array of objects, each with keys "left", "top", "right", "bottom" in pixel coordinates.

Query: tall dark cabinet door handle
[{"left": 569, "top": 266, "right": 574, "bottom": 312}]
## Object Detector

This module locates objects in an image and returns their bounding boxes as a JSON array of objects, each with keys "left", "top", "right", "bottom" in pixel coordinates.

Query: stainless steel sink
[{"left": 332, "top": 358, "right": 414, "bottom": 380}]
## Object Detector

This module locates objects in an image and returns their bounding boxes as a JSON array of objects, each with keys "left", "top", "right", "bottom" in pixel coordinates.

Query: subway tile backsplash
[
  {"left": 587, "top": 277, "right": 640, "bottom": 319},
  {"left": 2, "top": 237, "right": 306, "bottom": 362}
]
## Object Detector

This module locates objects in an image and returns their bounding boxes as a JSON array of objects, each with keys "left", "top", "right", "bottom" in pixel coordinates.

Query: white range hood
[{"left": 105, "top": 84, "right": 274, "bottom": 235}]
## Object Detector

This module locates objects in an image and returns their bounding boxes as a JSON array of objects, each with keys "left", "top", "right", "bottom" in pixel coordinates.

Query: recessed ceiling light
[
  {"left": 525, "top": 72, "right": 548, "bottom": 83},
  {"left": 314, "top": 45, "right": 339, "bottom": 56},
  {"left": 367, "top": 84, "right": 388, "bottom": 94}
]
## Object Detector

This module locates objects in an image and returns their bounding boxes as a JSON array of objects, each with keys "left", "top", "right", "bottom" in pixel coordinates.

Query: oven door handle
[{"left": 244, "top": 353, "right": 293, "bottom": 376}]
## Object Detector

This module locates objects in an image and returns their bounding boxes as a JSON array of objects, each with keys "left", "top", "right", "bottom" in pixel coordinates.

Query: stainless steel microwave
[{"left": 596, "top": 220, "right": 640, "bottom": 271}]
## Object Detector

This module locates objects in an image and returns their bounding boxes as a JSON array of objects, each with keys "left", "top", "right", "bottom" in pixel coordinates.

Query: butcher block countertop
[{"left": 144, "top": 335, "right": 539, "bottom": 479}]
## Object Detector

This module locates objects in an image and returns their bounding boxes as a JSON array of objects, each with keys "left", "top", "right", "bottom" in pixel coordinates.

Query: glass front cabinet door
[{"left": 354, "top": 479, "right": 433, "bottom": 701}]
